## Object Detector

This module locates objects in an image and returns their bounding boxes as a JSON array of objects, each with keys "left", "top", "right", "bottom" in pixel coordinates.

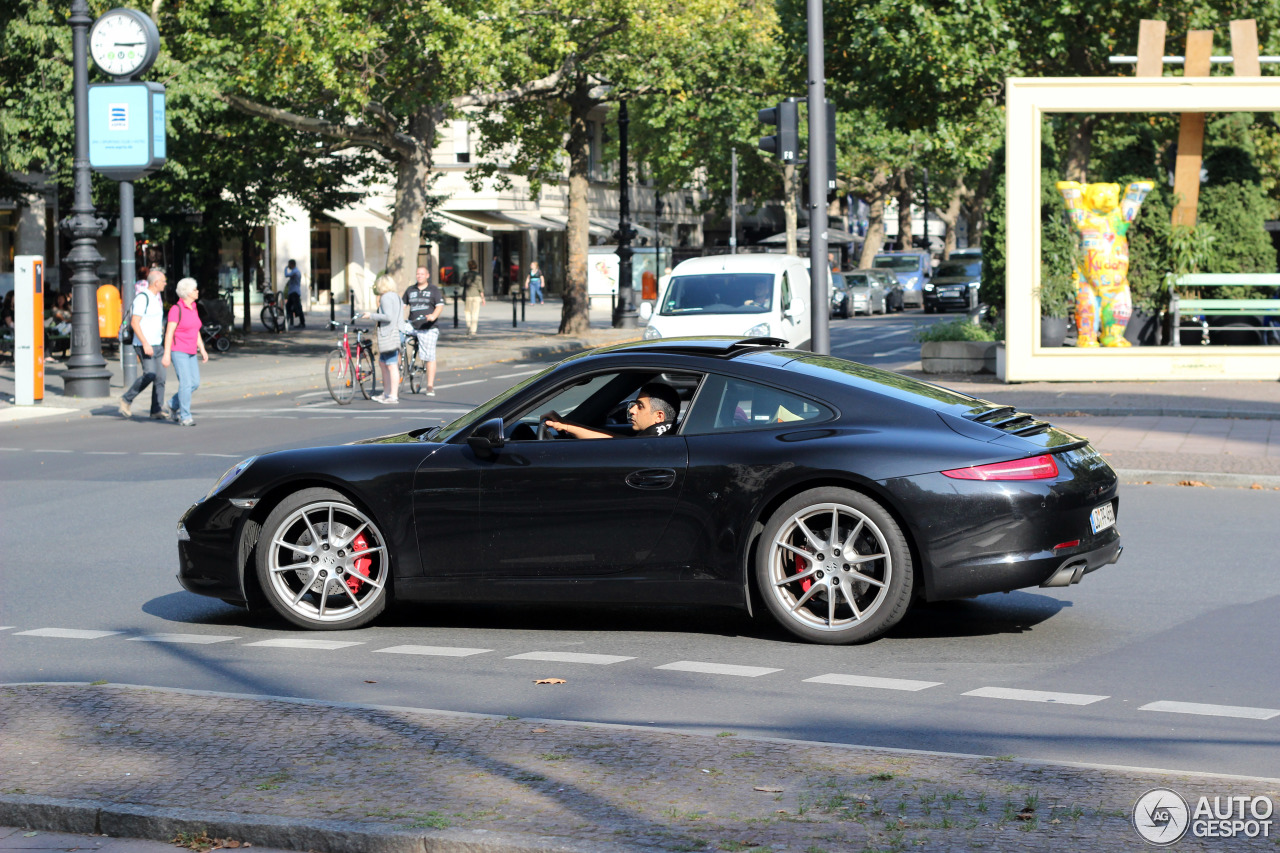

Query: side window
[
  {"left": 682, "top": 374, "right": 833, "bottom": 434},
  {"left": 781, "top": 271, "right": 794, "bottom": 310}
]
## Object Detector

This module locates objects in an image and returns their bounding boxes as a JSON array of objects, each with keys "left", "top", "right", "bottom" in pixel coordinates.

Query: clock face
[{"left": 89, "top": 9, "right": 157, "bottom": 78}]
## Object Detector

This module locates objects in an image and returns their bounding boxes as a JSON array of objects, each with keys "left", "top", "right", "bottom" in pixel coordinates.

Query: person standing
[
  {"left": 161, "top": 277, "right": 208, "bottom": 427},
  {"left": 402, "top": 266, "right": 444, "bottom": 396},
  {"left": 283, "top": 259, "right": 305, "bottom": 329},
  {"left": 524, "top": 261, "right": 545, "bottom": 305},
  {"left": 362, "top": 274, "right": 403, "bottom": 404},
  {"left": 461, "top": 259, "right": 486, "bottom": 336},
  {"left": 118, "top": 269, "right": 169, "bottom": 420}
]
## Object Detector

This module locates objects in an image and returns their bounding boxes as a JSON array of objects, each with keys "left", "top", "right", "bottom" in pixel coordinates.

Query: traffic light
[
  {"left": 758, "top": 97, "right": 800, "bottom": 164},
  {"left": 826, "top": 101, "right": 838, "bottom": 191}
]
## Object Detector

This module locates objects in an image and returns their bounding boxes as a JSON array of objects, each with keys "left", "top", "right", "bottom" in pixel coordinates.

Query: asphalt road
[{"left": 5, "top": 311, "right": 1278, "bottom": 780}]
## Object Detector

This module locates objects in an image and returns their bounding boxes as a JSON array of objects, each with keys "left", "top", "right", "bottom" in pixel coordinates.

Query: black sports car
[{"left": 178, "top": 337, "right": 1121, "bottom": 645}]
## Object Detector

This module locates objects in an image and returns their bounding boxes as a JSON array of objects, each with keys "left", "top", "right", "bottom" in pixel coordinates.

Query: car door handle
[{"left": 625, "top": 468, "right": 677, "bottom": 490}]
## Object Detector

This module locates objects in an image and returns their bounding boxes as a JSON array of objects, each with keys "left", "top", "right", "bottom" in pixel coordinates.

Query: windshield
[
  {"left": 934, "top": 261, "right": 981, "bottom": 278},
  {"left": 873, "top": 255, "right": 924, "bottom": 273},
  {"left": 842, "top": 274, "right": 874, "bottom": 289},
  {"left": 659, "top": 273, "right": 775, "bottom": 315}
]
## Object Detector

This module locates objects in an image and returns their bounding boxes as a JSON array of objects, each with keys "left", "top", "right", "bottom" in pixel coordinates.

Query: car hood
[{"left": 931, "top": 275, "right": 979, "bottom": 285}]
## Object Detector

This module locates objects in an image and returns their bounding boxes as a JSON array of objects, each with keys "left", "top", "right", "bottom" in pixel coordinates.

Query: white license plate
[{"left": 1090, "top": 502, "right": 1116, "bottom": 534}]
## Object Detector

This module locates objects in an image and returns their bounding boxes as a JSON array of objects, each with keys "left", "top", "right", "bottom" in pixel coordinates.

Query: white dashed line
[
  {"left": 434, "top": 379, "right": 488, "bottom": 389},
  {"left": 831, "top": 330, "right": 909, "bottom": 349},
  {"left": 196, "top": 453, "right": 240, "bottom": 458},
  {"left": 1139, "top": 700, "right": 1280, "bottom": 720},
  {"left": 33, "top": 449, "right": 72, "bottom": 453},
  {"left": 244, "top": 638, "right": 364, "bottom": 650},
  {"left": 263, "top": 416, "right": 297, "bottom": 419},
  {"left": 128, "top": 633, "right": 240, "bottom": 645},
  {"left": 655, "top": 661, "right": 780, "bottom": 678},
  {"left": 805, "top": 673, "right": 942, "bottom": 692},
  {"left": 85, "top": 451, "right": 128, "bottom": 455},
  {"left": 0, "top": 627, "right": 13, "bottom": 631},
  {"left": 14, "top": 628, "right": 123, "bottom": 640},
  {"left": 375, "top": 645, "right": 491, "bottom": 657},
  {"left": 140, "top": 451, "right": 181, "bottom": 456},
  {"left": 0, "top": 447, "right": 21, "bottom": 451},
  {"left": 507, "top": 651, "right": 635, "bottom": 665},
  {"left": 963, "top": 687, "right": 1108, "bottom": 706}
]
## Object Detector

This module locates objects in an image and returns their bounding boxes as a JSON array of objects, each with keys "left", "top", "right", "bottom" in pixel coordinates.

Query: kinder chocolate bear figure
[{"left": 1055, "top": 180, "right": 1153, "bottom": 347}]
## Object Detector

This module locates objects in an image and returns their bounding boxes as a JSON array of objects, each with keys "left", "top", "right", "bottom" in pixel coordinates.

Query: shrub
[{"left": 914, "top": 317, "right": 1003, "bottom": 342}]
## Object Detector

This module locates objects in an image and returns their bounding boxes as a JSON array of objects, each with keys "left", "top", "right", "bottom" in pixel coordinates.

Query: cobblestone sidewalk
[{"left": 2, "top": 684, "right": 1276, "bottom": 852}]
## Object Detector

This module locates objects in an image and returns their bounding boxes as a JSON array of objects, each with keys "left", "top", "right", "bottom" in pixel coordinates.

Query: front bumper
[{"left": 176, "top": 498, "right": 257, "bottom": 604}]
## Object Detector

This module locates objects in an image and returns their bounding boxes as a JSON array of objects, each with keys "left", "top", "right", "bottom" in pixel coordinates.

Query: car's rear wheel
[
  {"left": 757, "top": 487, "right": 913, "bottom": 644},
  {"left": 256, "top": 487, "right": 390, "bottom": 630}
]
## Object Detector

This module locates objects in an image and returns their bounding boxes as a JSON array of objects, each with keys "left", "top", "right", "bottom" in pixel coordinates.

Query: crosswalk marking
[
  {"left": 805, "top": 673, "right": 942, "bottom": 692},
  {"left": 507, "top": 651, "right": 635, "bottom": 665},
  {"left": 656, "top": 661, "right": 780, "bottom": 678},
  {"left": 245, "top": 638, "right": 363, "bottom": 650},
  {"left": 963, "top": 687, "right": 1108, "bottom": 706},
  {"left": 375, "top": 645, "right": 491, "bottom": 657},
  {"left": 140, "top": 451, "right": 181, "bottom": 456},
  {"left": 1139, "top": 700, "right": 1280, "bottom": 720},
  {"left": 128, "top": 633, "right": 239, "bottom": 645},
  {"left": 872, "top": 345, "right": 920, "bottom": 357},
  {"left": 14, "top": 628, "right": 122, "bottom": 640}
]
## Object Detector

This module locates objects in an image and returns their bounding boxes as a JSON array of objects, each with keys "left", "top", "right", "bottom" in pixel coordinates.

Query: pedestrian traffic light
[
  {"left": 826, "top": 101, "right": 838, "bottom": 192},
  {"left": 758, "top": 98, "right": 800, "bottom": 164}
]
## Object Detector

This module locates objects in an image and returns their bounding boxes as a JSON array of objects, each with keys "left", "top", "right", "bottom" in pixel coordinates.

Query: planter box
[{"left": 921, "top": 340, "right": 998, "bottom": 374}]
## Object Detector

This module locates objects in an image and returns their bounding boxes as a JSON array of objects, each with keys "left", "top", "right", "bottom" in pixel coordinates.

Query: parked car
[
  {"left": 179, "top": 337, "right": 1122, "bottom": 645},
  {"left": 872, "top": 251, "right": 931, "bottom": 308},
  {"left": 831, "top": 271, "right": 887, "bottom": 317},
  {"left": 924, "top": 259, "right": 982, "bottom": 313},
  {"left": 641, "top": 254, "right": 811, "bottom": 350},
  {"left": 950, "top": 247, "right": 982, "bottom": 261}
]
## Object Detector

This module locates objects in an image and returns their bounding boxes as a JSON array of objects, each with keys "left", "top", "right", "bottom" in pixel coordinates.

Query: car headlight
[
  {"left": 924, "top": 283, "right": 935, "bottom": 291},
  {"left": 832, "top": 292, "right": 844, "bottom": 302},
  {"left": 207, "top": 456, "right": 257, "bottom": 499},
  {"left": 642, "top": 325, "right": 662, "bottom": 340},
  {"left": 746, "top": 322, "right": 771, "bottom": 336}
]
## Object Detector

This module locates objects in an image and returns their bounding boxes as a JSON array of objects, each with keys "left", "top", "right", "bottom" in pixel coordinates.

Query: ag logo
[{"left": 1134, "top": 788, "right": 1190, "bottom": 845}]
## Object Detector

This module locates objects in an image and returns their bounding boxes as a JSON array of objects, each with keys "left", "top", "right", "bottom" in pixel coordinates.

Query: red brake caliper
[
  {"left": 793, "top": 550, "right": 812, "bottom": 593},
  {"left": 346, "top": 532, "right": 371, "bottom": 594}
]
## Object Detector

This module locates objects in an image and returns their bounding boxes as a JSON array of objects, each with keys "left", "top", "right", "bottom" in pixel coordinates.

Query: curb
[
  {"left": 1114, "top": 468, "right": 1280, "bottom": 489},
  {"left": 1030, "top": 406, "right": 1280, "bottom": 421},
  {"left": 0, "top": 796, "right": 626, "bottom": 853}
]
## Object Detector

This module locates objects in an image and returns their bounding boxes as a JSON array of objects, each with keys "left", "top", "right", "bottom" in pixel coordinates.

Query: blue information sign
[{"left": 88, "top": 81, "right": 166, "bottom": 180}]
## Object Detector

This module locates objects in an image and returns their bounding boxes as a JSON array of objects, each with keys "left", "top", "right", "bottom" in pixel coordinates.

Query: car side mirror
[
  {"left": 467, "top": 418, "right": 506, "bottom": 458},
  {"left": 638, "top": 302, "right": 653, "bottom": 321}
]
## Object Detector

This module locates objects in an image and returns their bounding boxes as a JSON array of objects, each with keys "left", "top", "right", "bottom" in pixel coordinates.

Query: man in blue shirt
[{"left": 283, "top": 259, "right": 305, "bottom": 329}]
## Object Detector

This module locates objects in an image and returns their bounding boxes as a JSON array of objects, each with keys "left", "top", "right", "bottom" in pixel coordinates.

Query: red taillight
[
  {"left": 942, "top": 454, "right": 1059, "bottom": 481},
  {"left": 1053, "top": 540, "right": 1080, "bottom": 551}
]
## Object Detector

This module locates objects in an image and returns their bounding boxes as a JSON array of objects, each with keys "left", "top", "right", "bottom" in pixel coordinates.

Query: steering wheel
[{"left": 537, "top": 420, "right": 551, "bottom": 441}]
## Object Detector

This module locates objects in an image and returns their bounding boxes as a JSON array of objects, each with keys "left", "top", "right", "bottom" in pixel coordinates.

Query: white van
[{"left": 639, "top": 254, "right": 812, "bottom": 350}]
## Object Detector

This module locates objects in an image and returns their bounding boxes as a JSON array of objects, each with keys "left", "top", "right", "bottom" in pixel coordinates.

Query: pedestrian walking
[
  {"left": 461, "top": 259, "right": 486, "bottom": 336},
  {"left": 283, "top": 259, "right": 306, "bottom": 329},
  {"left": 161, "top": 277, "right": 208, "bottom": 427},
  {"left": 362, "top": 273, "right": 403, "bottom": 404},
  {"left": 524, "top": 261, "right": 545, "bottom": 304},
  {"left": 402, "top": 265, "right": 444, "bottom": 396},
  {"left": 118, "top": 269, "right": 169, "bottom": 420}
]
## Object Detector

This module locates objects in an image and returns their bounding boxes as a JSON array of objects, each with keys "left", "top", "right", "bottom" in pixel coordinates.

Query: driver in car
[{"left": 543, "top": 383, "right": 679, "bottom": 439}]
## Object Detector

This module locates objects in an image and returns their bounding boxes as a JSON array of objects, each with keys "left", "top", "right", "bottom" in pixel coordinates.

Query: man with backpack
[
  {"left": 402, "top": 265, "right": 445, "bottom": 395},
  {"left": 118, "top": 269, "right": 169, "bottom": 420}
]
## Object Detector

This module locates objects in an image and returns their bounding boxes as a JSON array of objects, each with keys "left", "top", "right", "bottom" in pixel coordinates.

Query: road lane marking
[
  {"left": 140, "top": 451, "right": 181, "bottom": 456},
  {"left": 434, "top": 379, "right": 489, "bottom": 389},
  {"left": 128, "top": 633, "right": 240, "bottom": 645},
  {"left": 33, "top": 449, "right": 72, "bottom": 453},
  {"left": 375, "top": 645, "right": 491, "bottom": 657},
  {"left": 0, "top": 627, "right": 13, "bottom": 631},
  {"left": 196, "top": 453, "right": 241, "bottom": 458},
  {"left": 355, "top": 416, "right": 392, "bottom": 419},
  {"left": 655, "top": 661, "right": 780, "bottom": 678},
  {"left": 14, "top": 628, "right": 123, "bottom": 639},
  {"left": 805, "top": 674, "right": 942, "bottom": 692},
  {"left": 85, "top": 451, "right": 128, "bottom": 455},
  {"left": 507, "top": 651, "right": 635, "bottom": 665},
  {"left": 831, "top": 330, "right": 909, "bottom": 349},
  {"left": 1139, "top": 700, "right": 1280, "bottom": 720},
  {"left": 872, "top": 345, "right": 921, "bottom": 357},
  {"left": 245, "top": 638, "right": 364, "bottom": 650},
  {"left": 0, "top": 447, "right": 21, "bottom": 451},
  {"left": 263, "top": 416, "right": 297, "bottom": 419},
  {"left": 963, "top": 687, "right": 1108, "bottom": 706}
]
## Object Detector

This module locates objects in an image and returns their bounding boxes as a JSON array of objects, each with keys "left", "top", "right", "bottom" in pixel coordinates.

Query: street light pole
[
  {"left": 806, "top": 0, "right": 830, "bottom": 355},
  {"left": 614, "top": 99, "right": 637, "bottom": 328},
  {"left": 62, "top": 0, "right": 111, "bottom": 397},
  {"left": 730, "top": 149, "right": 738, "bottom": 254}
]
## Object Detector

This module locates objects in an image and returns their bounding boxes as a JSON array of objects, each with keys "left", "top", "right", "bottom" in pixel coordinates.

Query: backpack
[{"left": 120, "top": 292, "right": 150, "bottom": 346}]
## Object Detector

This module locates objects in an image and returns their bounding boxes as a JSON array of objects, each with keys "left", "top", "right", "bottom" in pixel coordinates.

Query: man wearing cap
[{"left": 543, "top": 382, "right": 679, "bottom": 439}]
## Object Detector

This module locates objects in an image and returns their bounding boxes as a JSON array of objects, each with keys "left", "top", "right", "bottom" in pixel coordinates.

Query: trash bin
[{"left": 97, "top": 284, "right": 122, "bottom": 339}]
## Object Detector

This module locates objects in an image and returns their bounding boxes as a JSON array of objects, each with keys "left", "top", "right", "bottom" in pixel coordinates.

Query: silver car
[{"left": 831, "top": 271, "right": 888, "bottom": 318}]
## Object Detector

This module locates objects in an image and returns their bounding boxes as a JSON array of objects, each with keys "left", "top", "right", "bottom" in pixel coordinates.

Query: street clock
[{"left": 89, "top": 8, "right": 160, "bottom": 79}]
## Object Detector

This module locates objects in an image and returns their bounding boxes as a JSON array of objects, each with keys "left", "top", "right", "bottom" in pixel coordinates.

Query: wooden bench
[{"left": 1168, "top": 273, "right": 1280, "bottom": 346}]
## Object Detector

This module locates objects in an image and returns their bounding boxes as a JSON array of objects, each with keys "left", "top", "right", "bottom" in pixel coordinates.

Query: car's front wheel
[
  {"left": 256, "top": 487, "right": 390, "bottom": 630},
  {"left": 757, "top": 487, "right": 913, "bottom": 644}
]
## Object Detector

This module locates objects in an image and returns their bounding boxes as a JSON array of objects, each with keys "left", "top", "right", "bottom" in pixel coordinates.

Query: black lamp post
[
  {"left": 613, "top": 100, "right": 638, "bottom": 328},
  {"left": 61, "top": 0, "right": 111, "bottom": 397}
]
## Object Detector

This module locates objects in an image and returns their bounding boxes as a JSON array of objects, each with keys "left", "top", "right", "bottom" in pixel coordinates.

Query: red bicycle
[{"left": 325, "top": 325, "right": 377, "bottom": 404}]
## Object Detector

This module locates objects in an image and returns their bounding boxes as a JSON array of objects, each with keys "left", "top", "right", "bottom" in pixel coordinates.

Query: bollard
[
  {"left": 511, "top": 289, "right": 517, "bottom": 328},
  {"left": 520, "top": 285, "right": 526, "bottom": 323},
  {"left": 453, "top": 291, "right": 460, "bottom": 328}
]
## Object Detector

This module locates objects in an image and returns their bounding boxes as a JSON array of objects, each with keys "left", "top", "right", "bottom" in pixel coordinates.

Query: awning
[
  {"left": 442, "top": 209, "right": 564, "bottom": 232},
  {"left": 496, "top": 210, "right": 564, "bottom": 230},
  {"left": 324, "top": 206, "right": 392, "bottom": 229},
  {"left": 545, "top": 213, "right": 613, "bottom": 238},
  {"left": 438, "top": 218, "right": 492, "bottom": 243}
]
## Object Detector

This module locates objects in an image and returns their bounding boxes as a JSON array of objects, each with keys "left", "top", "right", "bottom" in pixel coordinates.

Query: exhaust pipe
[{"left": 1040, "top": 558, "right": 1089, "bottom": 588}]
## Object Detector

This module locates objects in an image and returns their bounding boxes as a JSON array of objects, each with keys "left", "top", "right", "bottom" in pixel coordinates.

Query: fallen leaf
[
  {"left": 1251, "top": 483, "right": 1264, "bottom": 490},
  {"left": 1017, "top": 807, "right": 1035, "bottom": 821},
  {"left": 1142, "top": 480, "right": 1153, "bottom": 485},
  {"left": 364, "top": 680, "right": 377, "bottom": 684},
  {"left": 23, "top": 833, "right": 37, "bottom": 838},
  {"left": 1177, "top": 480, "right": 1211, "bottom": 488},
  {"left": 754, "top": 786, "right": 784, "bottom": 793},
  {"left": 532, "top": 728, "right": 549, "bottom": 733},
  {"left": 534, "top": 678, "right": 566, "bottom": 685},
  {"left": 1050, "top": 818, "right": 1061, "bottom": 824}
]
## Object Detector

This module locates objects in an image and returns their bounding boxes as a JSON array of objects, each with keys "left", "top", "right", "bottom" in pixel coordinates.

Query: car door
[{"left": 412, "top": 442, "right": 485, "bottom": 577}]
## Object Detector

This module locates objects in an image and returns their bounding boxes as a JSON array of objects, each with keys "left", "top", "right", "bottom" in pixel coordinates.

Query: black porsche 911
[{"left": 178, "top": 337, "right": 1121, "bottom": 645}]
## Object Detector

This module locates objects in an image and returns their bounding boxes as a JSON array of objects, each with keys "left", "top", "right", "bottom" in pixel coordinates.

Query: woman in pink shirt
[{"left": 161, "top": 277, "right": 209, "bottom": 426}]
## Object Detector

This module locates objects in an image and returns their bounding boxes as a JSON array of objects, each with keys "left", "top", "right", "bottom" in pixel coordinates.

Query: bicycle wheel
[
  {"left": 261, "top": 304, "right": 285, "bottom": 333},
  {"left": 405, "top": 340, "right": 423, "bottom": 394},
  {"left": 325, "top": 348, "right": 355, "bottom": 404},
  {"left": 356, "top": 346, "right": 376, "bottom": 400}
]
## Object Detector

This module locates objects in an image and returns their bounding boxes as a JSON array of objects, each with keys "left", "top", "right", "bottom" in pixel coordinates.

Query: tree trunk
[
  {"left": 385, "top": 112, "right": 437, "bottom": 292},
  {"left": 965, "top": 162, "right": 995, "bottom": 246},
  {"left": 560, "top": 95, "right": 593, "bottom": 335},
  {"left": 937, "top": 180, "right": 967, "bottom": 261},
  {"left": 857, "top": 167, "right": 891, "bottom": 269},
  {"left": 783, "top": 164, "right": 798, "bottom": 256},
  {"left": 895, "top": 171, "right": 913, "bottom": 251},
  {"left": 1063, "top": 115, "right": 1095, "bottom": 183}
]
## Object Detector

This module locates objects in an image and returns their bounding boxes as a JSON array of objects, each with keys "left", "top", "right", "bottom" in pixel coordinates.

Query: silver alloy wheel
[
  {"left": 765, "top": 501, "right": 892, "bottom": 633},
  {"left": 264, "top": 500, "right": 388, "bottom": 624}
]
